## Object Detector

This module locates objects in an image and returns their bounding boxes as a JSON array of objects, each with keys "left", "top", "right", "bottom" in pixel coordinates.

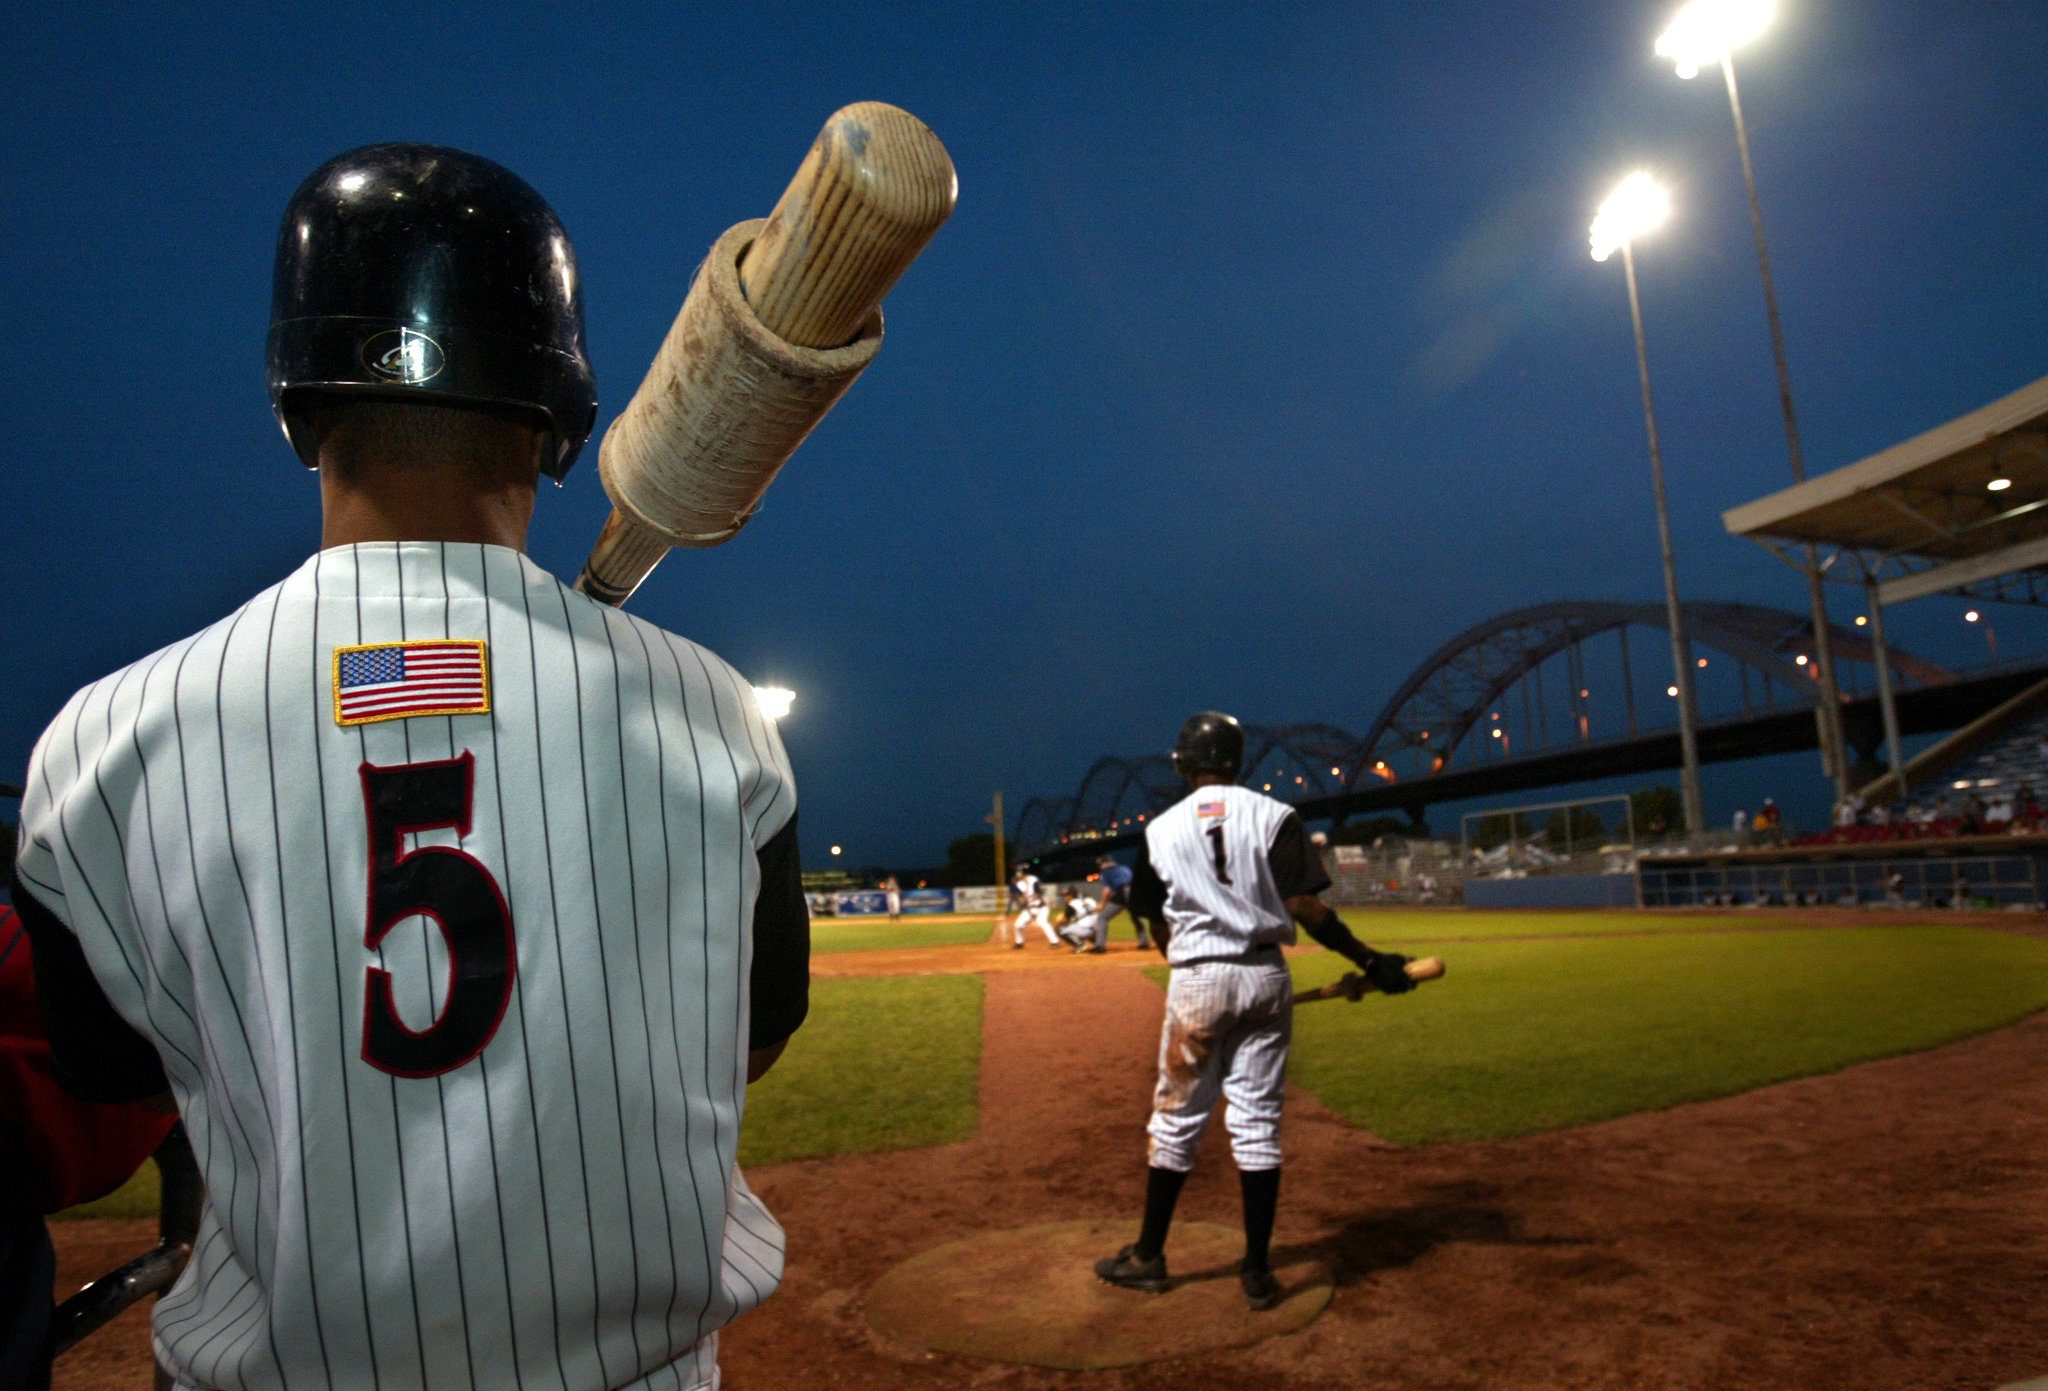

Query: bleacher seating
[{"left": 1788, "top": 705, "right": 2048, "bottom": 847}]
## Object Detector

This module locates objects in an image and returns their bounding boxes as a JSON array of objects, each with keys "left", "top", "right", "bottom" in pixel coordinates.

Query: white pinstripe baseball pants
[{"left": 1146, "top": 959, "right": 1292, "bottom": 1172}]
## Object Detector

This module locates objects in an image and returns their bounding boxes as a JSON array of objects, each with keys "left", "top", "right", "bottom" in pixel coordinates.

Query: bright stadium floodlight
[
  {"left": 1661, "top": 0, "right": 1853, "bottom": 803},
  {"left": 1655, "top": 0, "right": 1773, "bottom": 79},
  {"left": 752, "top": 685, "right": 795, "bottom": 720},
  {"left": 1592, "top": 166, "right": 1705, "bottom": 840},
  {"left": 1590, "top": 173, "right": 1670, "bottom": 262}
]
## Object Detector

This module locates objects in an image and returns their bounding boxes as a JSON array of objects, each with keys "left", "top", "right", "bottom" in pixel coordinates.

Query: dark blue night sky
[{"left": 6, "top": 3, "right": 2047, "bottom": 867}]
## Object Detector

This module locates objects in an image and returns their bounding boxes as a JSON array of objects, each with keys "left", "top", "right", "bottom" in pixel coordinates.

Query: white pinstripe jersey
[
  {"left": 16, "top": 542, "right": 791, "bottom": 1391},
  {"left": 1143, "top": 785, "right": 1297, "bottom": 965}
]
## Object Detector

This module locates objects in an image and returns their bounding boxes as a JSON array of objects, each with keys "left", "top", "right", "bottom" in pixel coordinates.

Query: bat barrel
[
  {"left": 741, "top": 101, "right": 957, "bottom": 349},
  {"left": 574, "top": 102, "right": 956, "bottom": 606}
]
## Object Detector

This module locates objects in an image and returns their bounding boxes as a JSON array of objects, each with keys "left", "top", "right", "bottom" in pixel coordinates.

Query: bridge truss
[{"left": 1010, "top": 600, "right": 1948, "bottom": 860}]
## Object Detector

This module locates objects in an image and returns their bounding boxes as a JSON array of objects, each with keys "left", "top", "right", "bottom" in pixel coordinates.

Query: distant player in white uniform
[
  {"left": 11, "top": 145, "right": 809, "bottom": 1391},
  {"left": 1010, "top": 869, "right": 1057, "bottom": 948},
  {"left": 1094, "top": 712, "right": 1416, "bottom": 1310}
]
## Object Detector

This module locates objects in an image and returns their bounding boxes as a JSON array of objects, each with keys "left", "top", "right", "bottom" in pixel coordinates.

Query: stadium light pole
[
  {"left": 1657, "top": 0, "right": 1851, "bottom": 803},
  {"left": 1592, "top": 173, "right": 1707, "bottom": 840}
]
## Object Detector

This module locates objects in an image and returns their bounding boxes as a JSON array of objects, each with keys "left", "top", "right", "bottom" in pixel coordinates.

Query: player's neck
[
  {"left": 1189, "top": 774, "right": 1234, "bottom": 790},
  {"left": 319, "top": 458, "right": 538, "bottom": 552}
]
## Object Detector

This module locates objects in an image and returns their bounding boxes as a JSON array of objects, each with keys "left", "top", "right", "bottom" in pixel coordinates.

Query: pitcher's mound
[{"left": 865, "top": 1219, "right": 1334, "bottom": 1369}]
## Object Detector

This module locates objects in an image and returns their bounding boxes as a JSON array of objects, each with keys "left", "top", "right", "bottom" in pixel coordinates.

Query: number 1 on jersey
[
  {"left": 1206, "top": 823, "right": 1233, "bottom": 884},
  {"left": 358, "top": 753, "right": 516, "bottom": 1078}
]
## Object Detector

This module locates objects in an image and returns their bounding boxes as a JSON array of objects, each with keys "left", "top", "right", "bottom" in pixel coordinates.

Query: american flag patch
[
  {"left": 1197, "top": 800, "right": 1227, "bottom": 818},
  {"left": 332, "top": 641, "right": 490, "bottom": 726}
]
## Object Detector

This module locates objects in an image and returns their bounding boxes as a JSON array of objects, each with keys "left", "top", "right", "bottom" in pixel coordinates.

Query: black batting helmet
[
  {"left": 267, "top": 143, "right": 598, "bottom": 480},
  {"left": 1171, "top": 711, "right": 1244, "bottom": 781}
]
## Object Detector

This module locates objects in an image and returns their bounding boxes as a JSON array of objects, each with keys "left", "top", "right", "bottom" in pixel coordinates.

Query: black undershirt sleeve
[
  {"left": 1267, "top": 813, "right": 1370, "bottom": 960},
  {"left": 10, "top": 877, "right": 168, "bottom": 1104},
  {"left": 749, "top": 811, "right": 810, "bottom": 1052},
  {"left": 1129, "top": 848, "right": 1168, "bottom": 923},
  {"left": 1266, "top": 812, "right": 1334, "bottom": 899}
]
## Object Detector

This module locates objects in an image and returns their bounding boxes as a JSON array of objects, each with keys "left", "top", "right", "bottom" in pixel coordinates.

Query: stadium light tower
[
  {"left": 1591, "top": 173, "right": 1706, "bottom": 839},
  {"left": 1657, "top": 0, "right": 1851, "bottom": 801}
]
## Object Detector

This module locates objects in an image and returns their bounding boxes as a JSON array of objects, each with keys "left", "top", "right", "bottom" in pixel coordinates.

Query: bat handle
[{"left": 575, "top": 507, "right": 670, "bottom": 607}]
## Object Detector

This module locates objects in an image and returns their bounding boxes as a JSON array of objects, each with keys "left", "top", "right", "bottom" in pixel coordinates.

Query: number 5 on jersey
[{"left": 359, "top": 754, "right": 516, "bottom": 1077}]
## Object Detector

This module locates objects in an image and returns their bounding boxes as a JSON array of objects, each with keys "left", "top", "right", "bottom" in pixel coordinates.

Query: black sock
[
  {"left": 1134, "top": 1166, "right": 1188, "bottom": 1261},
  {"left": 1240, "top": 1167, "right": 1281, "bottom": 1272}
]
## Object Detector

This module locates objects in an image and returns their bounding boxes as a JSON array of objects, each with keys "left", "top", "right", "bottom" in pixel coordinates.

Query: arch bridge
[{"left": 1013, "top": 599, "right": 1958, "bottom": 862}]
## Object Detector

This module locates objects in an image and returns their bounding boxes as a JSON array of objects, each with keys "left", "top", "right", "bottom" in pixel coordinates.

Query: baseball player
[
  {"left": 1056, "top": 888, "right": 1107, "bottom": 953},
  {"left": 1010, "top": 868, "right": 1058, "bottom": 948},
  {"left": 1095, "top": 712, "right": 1417, "bottom": 1310},
  {"left": 11, "top": 145, "right": 808, "bottom": 1391}
]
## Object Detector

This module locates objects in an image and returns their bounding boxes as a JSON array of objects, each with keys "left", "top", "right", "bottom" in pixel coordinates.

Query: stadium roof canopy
[{"left": 1722, "top": 372, "right": 2048, "bottom": 606}]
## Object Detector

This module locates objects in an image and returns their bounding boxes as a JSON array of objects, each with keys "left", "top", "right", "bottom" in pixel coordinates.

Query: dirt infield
[
  {"left": 731, "top": 933, "right": 2048, "bottom": 1390},
  {"left": 50, "top": 918, "right": 2048, "bottom": 1390}
]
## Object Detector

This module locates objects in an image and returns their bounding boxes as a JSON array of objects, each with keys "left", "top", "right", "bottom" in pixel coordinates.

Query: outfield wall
[{"left": 1464, "top": 874, "right": 1639, "bottom": 909}]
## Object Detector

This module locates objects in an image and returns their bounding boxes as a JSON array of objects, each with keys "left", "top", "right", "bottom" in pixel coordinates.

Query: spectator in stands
[
  {"left": 1872, "top": 802, "right": 1893, "bottom": 826},
  {"left": 2019, "top": 783, "right": 2040, "bottom": 821},
  {"left": 1986, "top": 797, "right": 2015, "bottom": 831},
  {"left": 1960, "top": 792, "right": 1985, "bottom": 834},
  {"left": 1754, "top": 798, "right": 1781, "bottom": 845}
]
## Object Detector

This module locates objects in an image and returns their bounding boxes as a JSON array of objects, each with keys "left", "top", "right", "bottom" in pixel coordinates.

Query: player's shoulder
[
  {"left": 48, "top": 576, "right": 290, "bottom": 732},
  {"left": 573, "top": 582, "right": 753, "bottom": 700},
  {"left": 25, "top": 570, "right": 296, "bottom": 808}
]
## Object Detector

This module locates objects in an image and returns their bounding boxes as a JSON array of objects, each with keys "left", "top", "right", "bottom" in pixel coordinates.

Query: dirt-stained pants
[{"left": 1147, "top": 960, "right": 1292, "bottom": 1172}]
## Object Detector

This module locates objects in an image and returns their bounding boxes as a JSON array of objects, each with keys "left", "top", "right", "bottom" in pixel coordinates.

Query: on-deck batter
[
  {"left": 1095, "top": 711, "right": 1417, "bottom": 1310},
  {"left": 12, "top": 145, "right": 807, "bottom": 1391}
]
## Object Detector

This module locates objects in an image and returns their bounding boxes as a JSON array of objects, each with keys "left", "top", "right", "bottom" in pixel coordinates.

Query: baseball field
[{"left": 50, "top": 907, "right": 2048, "bottom": 1390}]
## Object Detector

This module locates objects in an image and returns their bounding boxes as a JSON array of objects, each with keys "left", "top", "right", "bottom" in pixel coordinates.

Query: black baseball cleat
[
  {"left": 1095, "top": 1244, "right": 1169, "bottom": 1293},
  {"left": 1240, "top": 1263, "right": 1283, "bottom": 1311}
]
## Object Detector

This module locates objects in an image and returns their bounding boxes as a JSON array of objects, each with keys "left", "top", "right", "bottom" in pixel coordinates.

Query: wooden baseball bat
[
  {"left": 1294, "top": 956, "right": 1445, "bottom": 1005},
  {"left": 576, "top": 102, "right": 957, "bottom": 606}
]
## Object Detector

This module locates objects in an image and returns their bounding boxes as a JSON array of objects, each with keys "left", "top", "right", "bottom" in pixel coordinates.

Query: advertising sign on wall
[
  {"left": 899, "top": 888, "right": 954, "bottom": 914},
  {"left": 833, "top": 890, "right": 891, "bottom": 916},
  {"left": 951, "top": 886, "right": 1003, "bottom": 914},
  {"left": 804, "top": 891, "right": 837, "bottom": 917}
]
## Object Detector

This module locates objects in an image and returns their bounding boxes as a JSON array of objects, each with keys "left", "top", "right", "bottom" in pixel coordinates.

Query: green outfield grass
[
  {"left": 810, "top": 915, "right": 999, "bottom": 954},
  {"left": 1286, "top": 923, "right": 2048, "bottom": 1144},
  {"left": 739, "top": 972, "right": 983, "bottom": 1165},
  {"left": 1326, "top": 908, "right": 1798, "bottom": 945}
]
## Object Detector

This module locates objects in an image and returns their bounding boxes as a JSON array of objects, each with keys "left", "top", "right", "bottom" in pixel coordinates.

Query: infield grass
[
  {"left": 1286, "top": 923, "right": 2048, "bottom": 1144},
  {"left": 739, "top": 972, "right": 983, "bottom": 1165}
]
